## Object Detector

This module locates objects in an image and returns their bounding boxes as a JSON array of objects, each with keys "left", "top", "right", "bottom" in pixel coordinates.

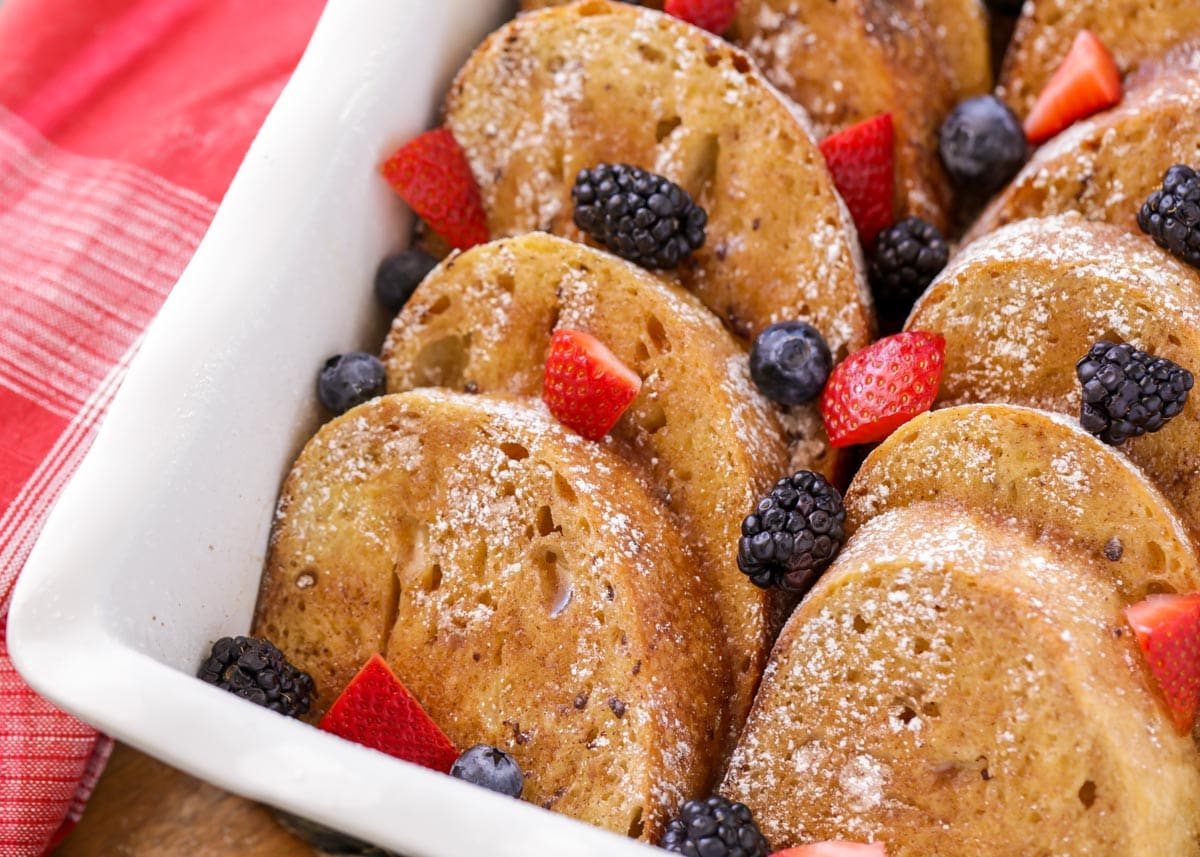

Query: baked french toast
[
  {"left": 843, "top": 403, "right": 1200, "bottom": 600},
  {"left": 970, "top": 48, "right": 1200, "bottom": 241},
  {"left": 722, "top": 503, "right": 1200, "bottom": 856},
  {"left": 907, "top": 216, "right": 1200, "bottom": 540},
  {"left": 999, "top": 0, "right": 1200, "bottom": 120},
  {"left": 253, "top": 390, "right": 730, "bottom": 840},
  {"left": 379, "top": 233, "right": 797, "bottom": 735},
  {"left": 443, "top": 0, "right": 873, "bottom": 356}
]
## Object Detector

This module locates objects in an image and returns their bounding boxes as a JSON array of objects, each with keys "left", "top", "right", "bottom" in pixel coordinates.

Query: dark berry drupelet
[
  {"left": 868, "top": 216, "right": 949, "bottom": 318},
  {"left": 375, "top": 249, "right": 437, "bottom": 315},
  {"left": 750, "top": 321, "right": 833, "bottom": 405},
  {"left": 571, "top": 163, "right": 707, "bottom": 270},
  {"left": 1138, "top": 164, "right": 1200, "bottom": 270},
  {"left": 939, "top": 95, "right": 1027, "bottom": 193},
  {"left": 449, "top": 745, "right": 525, "bottom": 798},
  {"left": 198, "top": 636, "right": 314, "bottom": 717},
  {"left": 1076, "top": 341, "right": 1193, "bottom": 445},
  {"left": 318, "top": 352, "right": 387, "bottom": 415},
  {"left": 662, "top": 796, "right": 770, "bottom": 857},
  {"left": 738, "top": 471, "right": 846, "bottom": 594}
]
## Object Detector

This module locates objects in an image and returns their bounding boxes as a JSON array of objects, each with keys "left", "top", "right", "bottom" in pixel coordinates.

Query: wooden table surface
[{"left": 56, "top": 743, "right": 315, "bottom": 856}]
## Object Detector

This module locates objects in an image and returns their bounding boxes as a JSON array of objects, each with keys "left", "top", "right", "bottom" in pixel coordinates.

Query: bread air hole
[
  {"left": 1078, "top": 780, "right": 1097, "bottom": 809},
  {"left": 627, "top": 806, "right": 645, "bottom": 839},
  {"left": 655, "top": 116, "right": 681, "bottom": 142},
  {"left": 642, "top": 402, "right": 667, "bottom": 435},
  {"left": 412, "top": 332, "right": 472, "bottom": 388},
  {"left": 646, "top": 315, "right": 669, "bottom": 352},
  {"left": 500, "top": 441, "right": 530, "bottom": 461}
]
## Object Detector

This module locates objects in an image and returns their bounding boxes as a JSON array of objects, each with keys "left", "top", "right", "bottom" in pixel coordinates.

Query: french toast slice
[
  {"left": 442, "top": 0, "right": 873, "bottom": 357},
  {"left": 970, "top": 49, "right": 1200, "bottom": 241},
  {"left": 907, "top": 216, "right": 1200, "bottom": 540},
  {"left": 998, "top": 0, "right": 1200, "bottom": 120},
  {"left": 721, "top": 503, "right": 1200, "bottom": 856},
  {"left": 253, "top": 390, "right": 729, "bottom": 840},
  {"left": 380, "top": 234, "right": 800, "bottom": 735},
  {"left": 842, "top": 403, "right": 1200, "bottom": 600},
  {"left": 728, "top": 0, "right": 957, "bottom": 230},
  {"left": 907, "top": 0, "right": 992, "bottom": 101}
]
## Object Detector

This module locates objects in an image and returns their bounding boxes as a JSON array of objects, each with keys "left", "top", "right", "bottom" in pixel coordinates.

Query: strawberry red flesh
[
  {"left": 318, "top": 654, "right": 459, "bottom": 773},
  {"left": 773, "top": 843, "right": 888, "bottom": 857},
  {"left": 1125, "top": 593, "right": 1200, "bottom": 734},
  {"left": 380, "top": 128, "right": 489, "bottom": 251},
  {"left": 1024, "top": 30, "right": 1122, "bottom": 144},
  {"left": 664, "top": 0, "right": 738, "bottom": 34},
  {"left": 542, "top": 329, "right": 642, "bottom": 442},
  {"left": 820, "top": 330, "right": 945, "bottom": 448},
  {"left": 818, "top": 113, "right": 895, "bottom": 247}
]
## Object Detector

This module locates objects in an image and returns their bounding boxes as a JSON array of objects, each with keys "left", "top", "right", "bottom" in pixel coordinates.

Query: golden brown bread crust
[
  {"left": 253, "top": 391, "right": 729, "bottom": 840},
  {"left": 908, "top": 216, "right": 1200, "bottom": 542},
  {"left": 729, "top": 0, "right": 956, "bottom": 231},
  {"left": 998, "top": 0, "right": 1200, "bottom": 120},
  {"left": 722, "top": 503, "right": 1200, "bottom": 855},
  {"left": 843, "top": 403, "right": 1200, "bottom": 600},
  {"left": 970, "top": 53, "right": 1200, "bottom": 241},
  {"left": 379, "top": 233, "right": 798, "bottom": 737},
  {"left": 443, "top": 0, "right": 873, "bottom": 358},
  {"left": 907, "top": 0, "right": 992, "bottom": 100}
]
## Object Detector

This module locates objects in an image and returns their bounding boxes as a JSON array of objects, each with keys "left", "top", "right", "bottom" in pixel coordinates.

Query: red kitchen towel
[{"left": 0, "top": 0, "right": 324, "bottom": 853}]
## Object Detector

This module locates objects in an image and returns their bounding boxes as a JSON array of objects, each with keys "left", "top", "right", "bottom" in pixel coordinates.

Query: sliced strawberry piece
[
  {"left": 818, "top": 113, "right": 895, "bottom": 247},
  {"left": 820, "top": 330, "right": 945, "bottom": 448},
  {"left": 380, "top": 128, "right": 489, "bottom": 251},
  {"left": 774, "top": 843, "right": 888, "bottom": 857},
  {"left": 318, "top": 654, "right": 459, "bottom": 772},
  {"left": 1024, "top": 30, "right": 1122, "bottom": 144},
  {"left": 664, "top": 0, "right": 738, "bottom": 34},
  {"left": 542, "top": 329, "right": 642, "bottom": 442},
  {"left": 1125, "top": 593, "right": 1200, "bottom": 734}
]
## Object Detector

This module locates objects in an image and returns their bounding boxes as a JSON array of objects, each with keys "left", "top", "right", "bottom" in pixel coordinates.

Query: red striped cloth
[{"left": 0, "top": 1, "right": 324, "bottom": 853}]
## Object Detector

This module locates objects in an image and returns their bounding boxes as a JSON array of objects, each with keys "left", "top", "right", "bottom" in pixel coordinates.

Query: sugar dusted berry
[
  {"left": 738, "top": 471, "right": 846, "bottom": 594},
  {"left": 318, "top": 352, "right": 387, "bottom": 415},
  {"left": 198, "top": 636, "right": 314, "bottom": 718},
  {"left": 450, "top": 744, "right": 525, "bottom": 798}
]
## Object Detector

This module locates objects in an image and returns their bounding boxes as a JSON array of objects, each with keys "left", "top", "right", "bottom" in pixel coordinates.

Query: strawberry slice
[
  {"left": 818, "top": 113, "right": 895, "bottom": 247},
  {"left": 318, "top": 654, "right": 459, "bottom": 772},
  {"left": 542, "top": 328, "right": 642, "bottom": 442},
  {"left": 774, "top": 843, "right": 888, "bottom": 857},
  {"left": 664, "top": 0, "right": 738, "bottom": 34},
  {"left": 380, "top": 128, "right": 489, "bottom": 251},
  {"left": 820, "top": 330, "right": 945, "bottom": 448},
  {"left": 1125, "top": 593, "right": 1200, "bottom": 734},
  {"left": 1024, "top": 30, "right": 1122, "bottom": 144}
]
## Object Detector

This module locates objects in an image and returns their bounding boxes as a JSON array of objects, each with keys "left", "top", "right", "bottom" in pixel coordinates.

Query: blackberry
[
  {"left": 449, "top": 745, "right": 525, "bottom": 798},
  {"left": 375, "top": 249, "right": 437, "bottom": 315},
  {"left": 1138, "top": 164, "right": 1200, "bottom": 270},
  {"left": 318, "top": 352, "right": 387, "bottom": 415},
  {"left": 198, "top": 636, "right": 314, "bottom": 717},
  {"left": 571, "top": 163, "right": 707, "bottom": 269},
  {"left": 738, "top": 471, "right": 846, "bottom": 594},
  {"left": 662, "top": 796, "right": 770, "bottom": 857},
  {"left": 1076, "top": 341, "right": 1193, "bottom": 445},
  {"left": 750, "top": 321, "right": 833, "bottom": 405},
  {"left": 868, "top": 216, "right": 949, "bottom": 318},
  {"left": 939, "top": 95, "right": 1027, "bottom": 193}
]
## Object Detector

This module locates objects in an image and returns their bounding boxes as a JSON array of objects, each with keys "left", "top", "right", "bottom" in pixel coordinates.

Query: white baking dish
[{"left": 7, "top": 3, "right": 657, "bottom": 854}]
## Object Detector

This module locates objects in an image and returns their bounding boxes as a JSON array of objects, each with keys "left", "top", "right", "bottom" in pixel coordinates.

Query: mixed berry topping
[
  {"left": 749, "top": 322, "right": 833, "bottom": 405},
  {"left": 198, "top": 636, "right": 314, "bottom": 718},
  {"left": 938, "top": 95, "right": 1026, "bottom": 193},
  {"left": 318, "top": 352, "right": 387, "bottom": 415},
  {"left": 868, "top": 216, "right": 949, "bottom": 319},
  {"left": 1125, "top": 593, "right": 1200, "bottom": 734},
  {"left": 571, "top": 163, "right": 707, "bottom": 270},
  {"left": 738, "top": 471, "right": 846, "bottom": 595},
  {"left": 449, "top": 744, "right": 525, "bottom": 798},
  {"left": 375, "top": 249, "right": 438, "bottom": 315},
  {"left": 1138, "top": 164, "right": 1200, "bottom": 270},
  {"left": 662, "top": 796, "right": 770, "bottom": 857},
  {"left": 663, "top": 0, "right": 738, "bottom": 35},
  {"left": 1023, "top": 30, "right": 1121, "bottom": 144},
  {"left": 542, "top": 328, "right": 642, "bottom": 441},
  {"left": 818, "top": 113, "right": 895, "bottom": 246},
  {"left": 1076, "top": 341, "right": 1193, "bottom": 445}
]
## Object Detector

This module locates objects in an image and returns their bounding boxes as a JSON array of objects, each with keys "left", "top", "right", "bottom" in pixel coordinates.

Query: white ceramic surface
[{"left": 8, "top": 3, "right": 658, "bottom": 854}]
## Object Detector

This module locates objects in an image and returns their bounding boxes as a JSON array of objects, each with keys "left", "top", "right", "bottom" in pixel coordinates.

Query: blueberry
[
  {"left": 374, "top": 249, "right": 437, "bottom": 315},
  {"left": 749, "top": 322, "right": 833, "bottom": 405},
  {"left": 317, "top": 352, "right": 386, "bottom": 415},
  {"left": 449, "top": 744, "right": 524, "bottom": 798},
  {"left": 939, "top": 95, "right": 1027, "bottom": 193}
]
